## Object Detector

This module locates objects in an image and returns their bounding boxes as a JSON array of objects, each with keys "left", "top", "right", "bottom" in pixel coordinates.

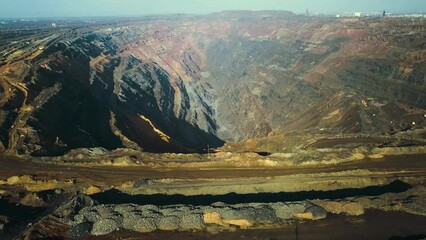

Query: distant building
[
  {"left": 51, "top": 23, "right": 57, "bottom": 28},
  {"left": 354, "top": 12, "right": 362, "bottom": 17},
  {"left": 383, "top": 10, "right": 386, "bottom": 17}
]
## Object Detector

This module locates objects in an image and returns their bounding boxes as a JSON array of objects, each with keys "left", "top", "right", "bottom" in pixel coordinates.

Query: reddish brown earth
[{"left": 0, "top": 11, "right": 425, "bottom": 240}]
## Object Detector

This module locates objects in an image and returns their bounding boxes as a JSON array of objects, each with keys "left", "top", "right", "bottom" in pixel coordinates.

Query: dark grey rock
[
  {"left": 157, "top": 215, "right": 180, "bottom": 230},
  {"left": 217, "top": 204, "right": 277, "bottom": 223},
  {"left": 93, "top": 205, "right": 115, "bottom": 216},
  {"left": 401, "top": 196, "right": 426, "bottom": 216},
  {"left": 66, "top": 200, "right": 331, "bottom": 236},
  {"left": 76, "top": 209, "right": 101, "bottom": 223},
  {"left": 271, "top": 202, "right": 306, "bottom": 220},
  {"left": 53, "top": 194, "right": 96, "bottom": 224},
  {"left": 137, "top": 204, "right": 159, "bottom": 213},
  {"left": 91, "top": 218, "right": 121, "bottom": 236},
  {"left": 124, "top": 216, "right": 157, "bottom": 233},
  {"left": 305, "top": 205, "right": 327, "bottom": 220},
  {"left": 114, "top": 204, "right": 137, "bottom": 214},
  {"left": 122, "top": 211, "right": 143, "bottom": 230},
  {"left": 250, "top": 205, "right": 278, "bottom": 223},
  {"left": 122, "top": 209, "right": 143, "bottom": 218},
  {"left": 67, "top": 222, "right": 92, "bottom": 239},
  {"left": 180, "top": 213, "right": 204, "bottom": 230},
  {"left": 160, "top": 207, "right": 185, "bottom": 217}
]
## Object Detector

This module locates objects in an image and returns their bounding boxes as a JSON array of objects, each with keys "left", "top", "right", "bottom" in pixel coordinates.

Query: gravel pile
[{"left": 67, "top": 200, "right": 324, "bottom": 236}]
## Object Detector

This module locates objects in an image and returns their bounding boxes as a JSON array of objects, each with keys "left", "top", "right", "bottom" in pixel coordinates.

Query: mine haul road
[{"left": 0, "top": 154, "right": 425, "bottom": 190}]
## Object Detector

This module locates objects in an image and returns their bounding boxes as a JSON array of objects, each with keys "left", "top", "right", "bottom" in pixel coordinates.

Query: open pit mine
[{"left": 0, "top": 11, "right": 425, "bottom": 240}]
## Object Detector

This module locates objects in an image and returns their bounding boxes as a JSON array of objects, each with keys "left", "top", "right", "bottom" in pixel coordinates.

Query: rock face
[
  {"left": 53, "top": 194, "right": 96, "bottom": 225},
  {"left": 0, "top": 12, "right": 425, "bottom": 155}
]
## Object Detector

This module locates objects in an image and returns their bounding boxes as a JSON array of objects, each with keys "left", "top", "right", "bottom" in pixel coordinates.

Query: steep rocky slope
[{"left": 0, "top": 12, "right": 425, "bottom": 156}]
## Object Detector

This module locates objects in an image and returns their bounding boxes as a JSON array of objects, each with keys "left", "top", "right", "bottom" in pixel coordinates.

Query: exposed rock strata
[{"left": 0, "top": 12, "right": 424, "bottom": 155}]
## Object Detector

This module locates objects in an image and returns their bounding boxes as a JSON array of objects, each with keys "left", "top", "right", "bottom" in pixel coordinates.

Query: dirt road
[{"left": 0, "top": 154, "right": 425, "bottom": 187}]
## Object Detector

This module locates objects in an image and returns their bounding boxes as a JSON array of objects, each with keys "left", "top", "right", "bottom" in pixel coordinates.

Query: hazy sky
[{"left": 0, "top": 0, "right": 424, "bottom": 18}]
